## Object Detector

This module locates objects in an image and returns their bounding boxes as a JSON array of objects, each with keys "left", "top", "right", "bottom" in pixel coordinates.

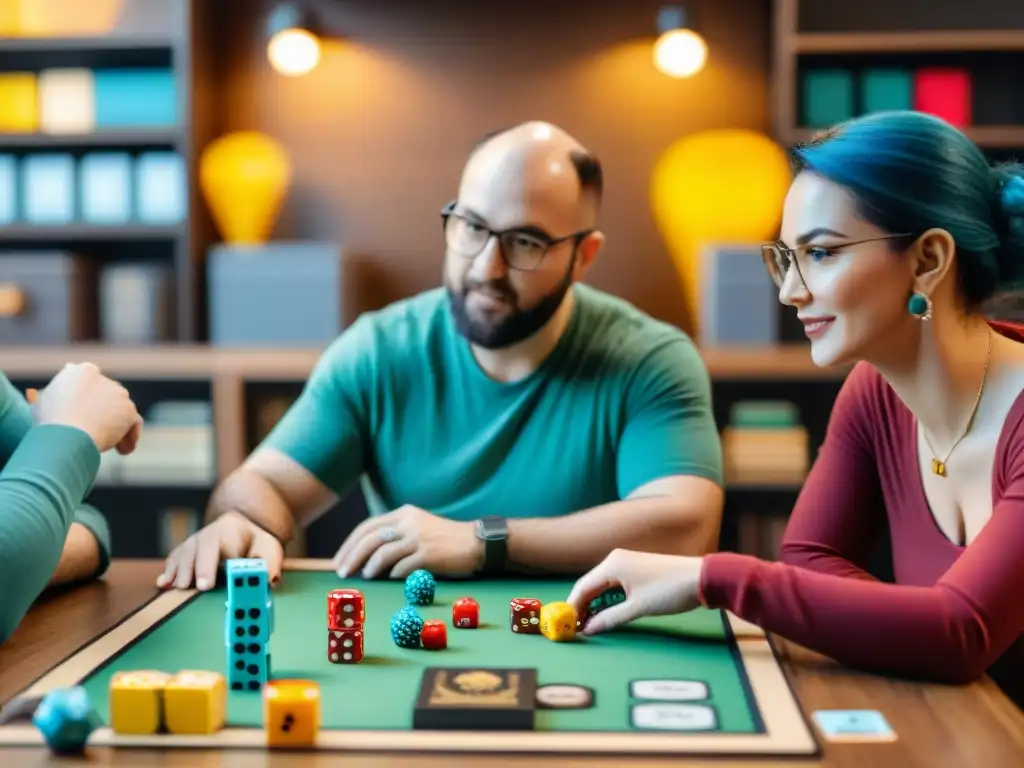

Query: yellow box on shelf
[{"left": 0, "top": 72, "right": 37, "bottom": 132}]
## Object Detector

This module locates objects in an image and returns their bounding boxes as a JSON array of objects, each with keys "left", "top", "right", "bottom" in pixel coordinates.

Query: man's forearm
[
  {"left": 205, "top": 468, "right": 297, "bottom": 544},
  {"left": 504, "top": 493, "right": 721, "bottom": 574},
  {"left": 47, "top": 523, "right": 100, "bottom": 587}
]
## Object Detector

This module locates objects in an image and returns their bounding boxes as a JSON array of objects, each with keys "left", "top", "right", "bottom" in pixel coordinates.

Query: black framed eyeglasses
[
  {"left": 440, "top": 200, "right": 593, "bottom": 271},
  {"left": 761, "top": 233, "right": 916, "bottom": 288}
]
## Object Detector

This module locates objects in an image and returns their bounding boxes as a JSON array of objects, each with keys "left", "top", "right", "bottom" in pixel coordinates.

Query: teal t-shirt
[
  {"left": 263, "top": 284, "right": 722, "bottom": 520},
  {"left": 0, "top": 373, "right": 109, "bottom": 642}
]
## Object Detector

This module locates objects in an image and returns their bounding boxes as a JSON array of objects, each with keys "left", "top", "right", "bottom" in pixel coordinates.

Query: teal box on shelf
[
  {"left": 207, "top": 241, "right": 344, "bottom": 346},
  {"left": 861, "top": 68, "right": 912, "bottom": 113},
  {"left": 94, "top": 68, "right": 177, "bottom": 127},
  {"left": 0, "top": 155, "right": 15, "bottom": 224},
  {"left": 801, "top": 69, "right": 854, "bottom": 128},
  {"left": 80, "top": 153, "right": 132, "bottom": 224},
  {"left": 22, "top": 153, "right": 75, "bottom": 224},
  {"left": 135, "top": 152, "right": 185, "bottom": 223}
]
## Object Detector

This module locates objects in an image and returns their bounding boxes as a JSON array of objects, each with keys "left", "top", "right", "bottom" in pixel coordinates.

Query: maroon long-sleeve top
[{"left": 699, "top": 322, "right": 1024, "bottom": 703}]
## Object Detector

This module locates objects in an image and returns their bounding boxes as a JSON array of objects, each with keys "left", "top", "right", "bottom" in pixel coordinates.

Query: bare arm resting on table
[{"left": 699, "top": 364, "right": 1024, "bottom": 684}]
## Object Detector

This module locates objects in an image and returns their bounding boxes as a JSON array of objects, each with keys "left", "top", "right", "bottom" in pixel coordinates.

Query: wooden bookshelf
[
  {"left": 0, "top": 35, "right": 175, "bottom": 52},
  {"left": 0, "top": 129, "right": 181, "bottom": 148},
  {"left": 0, "top": 343, "right": 850, "bottom": 382},
  {"left": 772, "top": 0, "right": 1024, "bottom": 150},
  {"left": 793, "top": 30, "right": 1024, "bottom": 54},
  {"left": 0, "top": 0, "right": 216, "bottom": 341}
]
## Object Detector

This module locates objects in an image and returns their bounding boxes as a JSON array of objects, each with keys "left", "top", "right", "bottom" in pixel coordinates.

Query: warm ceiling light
[
  {"left": 653, "top": 5, "right": 708, "bottom": 79},
  {"left": 266, "top": 3, "right": 322, "bottom": 77}
]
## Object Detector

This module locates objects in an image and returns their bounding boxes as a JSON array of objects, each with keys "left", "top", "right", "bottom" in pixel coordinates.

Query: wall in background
[{"left": 211, "top": 0, "right": 772, "bottom": 333}]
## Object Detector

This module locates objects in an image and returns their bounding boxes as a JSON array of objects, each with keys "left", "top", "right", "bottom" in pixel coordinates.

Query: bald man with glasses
[{"left": 158, "top": 121, "right": 724, "bottom": 591}]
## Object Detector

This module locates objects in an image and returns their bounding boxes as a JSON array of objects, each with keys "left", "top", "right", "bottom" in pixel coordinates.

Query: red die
[
  {"left": 452, "top": 597, "right": 479, "bottom": 628},
  {"left": 509, "top": 597, "right": 542, "bottom": 634},
  {"left": 327, "top": 628, "right": 364, "bottom": 663},
  {"left": 327, "top": 588, "right": 365, "bottom": 630},
  {"left": 421, "top": 619, "right": 447, "bottom": 650}
]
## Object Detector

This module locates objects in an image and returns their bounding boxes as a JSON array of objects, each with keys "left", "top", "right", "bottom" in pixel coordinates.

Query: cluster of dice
[
  {"left": 28, "top": 669, "right": 232, "bottom": 754},
  {"left": 510, "top": 597, "right": 580, "bottom": 641},
  {"left": 389, "top": 569, "right": 478, "bottom": 650}
]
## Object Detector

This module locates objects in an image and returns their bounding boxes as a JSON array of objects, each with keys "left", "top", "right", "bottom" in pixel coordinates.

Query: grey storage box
[
  {"left": 207, "top": 241, "right": 343, "bottom": 346},
  {"left": 0, "top": 252, "right": 97, "bottom": 344},
  {"left": 699, "top": 243, "right": 778, "bottom": 347},
  {"left": 99, "top": 263, "right": 175, "bottom": 343}
]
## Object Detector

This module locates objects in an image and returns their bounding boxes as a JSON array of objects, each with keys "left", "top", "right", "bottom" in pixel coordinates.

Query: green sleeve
[
  {"left": 0, "top": 375, "right": 112, "bottom": 577},
  {"left": 260, "top": 315, "right": 376, "bottom": 495},
  {"left": 616, "top": 339, "right": 723, "bottom": 497},
  {"left": 0, "top": 404, "right": 100, "bottom": 642}
]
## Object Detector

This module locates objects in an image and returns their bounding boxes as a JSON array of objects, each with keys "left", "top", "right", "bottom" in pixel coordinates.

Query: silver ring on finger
[{"left": 379, "top": 526, "right": 399, "bottom": 543}]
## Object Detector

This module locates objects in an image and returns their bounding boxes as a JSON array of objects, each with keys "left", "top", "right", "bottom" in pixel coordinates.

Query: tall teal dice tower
[{"left": 224, "top": 558, "right": 275, "bottom": 691}]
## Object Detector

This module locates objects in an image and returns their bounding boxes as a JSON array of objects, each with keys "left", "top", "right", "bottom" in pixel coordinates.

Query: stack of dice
[
  {"left": 327, "top": 588, "right": 365, "bottom": 663},
  {"left": 224, "top": 558, "right": 274, "bottom": 691},
  {"left": 389, "top": 569, "right": 448, "bottom": 650}
]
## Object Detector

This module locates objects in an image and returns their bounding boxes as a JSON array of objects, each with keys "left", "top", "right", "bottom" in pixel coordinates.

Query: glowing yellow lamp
[
  {"left": 653, "top": 6, "right": 707, "bottom": 78},
  {"left": 199, "top": 131, "right": 292, "bottom": 245},
  {"left": 266, "top": 3, "right": 321, "bottom": 77},
  {"left": 650, "top": 129, "right": 792, "bottom": 333}
]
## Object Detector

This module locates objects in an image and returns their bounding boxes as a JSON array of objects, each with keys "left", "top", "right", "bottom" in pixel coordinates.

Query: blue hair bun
[{"left": 999, "top": 173, "right": 1024, "bottom": 217}]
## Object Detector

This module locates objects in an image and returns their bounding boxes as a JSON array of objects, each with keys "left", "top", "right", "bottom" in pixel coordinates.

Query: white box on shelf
[
  {"left": 22, "top": 153, "right": 75, "bottom": 224},
  {"left": 38, "top": 68, "right": 95, "bottom": 134},
  {"left": 80, "top": 152, "right": 131, "bottom": 223},
  {"left": 134, "top": 151, "right": 184, "bottom": 223}
]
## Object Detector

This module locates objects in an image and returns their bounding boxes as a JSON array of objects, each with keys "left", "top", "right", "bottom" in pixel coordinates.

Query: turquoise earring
[{"left": 907, "top": 292, "right": 932, "bottom": 320}]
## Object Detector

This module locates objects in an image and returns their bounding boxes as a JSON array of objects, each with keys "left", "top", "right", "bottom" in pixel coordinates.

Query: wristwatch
[{"left": 475, "top": 516, "right": 509, "bottom": 574}]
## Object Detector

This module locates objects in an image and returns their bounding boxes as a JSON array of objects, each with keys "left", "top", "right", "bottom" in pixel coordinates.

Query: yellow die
[
  {"left": 164, "top": 670, "right": 226, "bottom": 734},
  {"left": 109, "top": 670, "right": 172, "bottom": 734},
  {"left": 264, "top": 679, "right": 320, "bottom": 747},
  {"left": 540, "top": 601, "right": 578, "bottom": 641}
]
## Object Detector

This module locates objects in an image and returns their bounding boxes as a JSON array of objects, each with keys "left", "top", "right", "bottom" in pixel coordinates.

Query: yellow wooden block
[
  {"left": 264, "top": 679, "right": 320, "bottom": 748},
  {"left": 109, "top": 670, "right": 172, "bottom": 735},
  {"left": 0, "top": 72, "right": 37, "bottom": 132},
  {"left": 164, "top": 670, "right": 226, "bottom": 735},
  {"left": 540, "top": 601, "right": 577, "bottom": 642}
]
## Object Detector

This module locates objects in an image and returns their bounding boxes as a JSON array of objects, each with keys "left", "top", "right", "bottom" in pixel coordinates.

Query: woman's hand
[{"left": 566, "top": 549, "right": 706, "bottom": 635}]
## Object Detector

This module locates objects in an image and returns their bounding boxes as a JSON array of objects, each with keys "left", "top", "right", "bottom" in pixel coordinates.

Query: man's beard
[{"left": 446, "top": 263, "right": 574, "bottom": 350}]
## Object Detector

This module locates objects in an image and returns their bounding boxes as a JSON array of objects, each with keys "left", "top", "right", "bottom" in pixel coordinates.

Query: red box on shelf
[{"left": 914, "top": 68, "right": 971, "bottom": 127}]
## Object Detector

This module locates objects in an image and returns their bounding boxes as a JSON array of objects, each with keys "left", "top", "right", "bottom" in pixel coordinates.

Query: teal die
[
  {"left": 390, "top": 606, "right": 424, "bottom": 648},
  {"left": 32, "top": 687, "right": 101, "bottom": 754},
  {"left": 404, "top": 569, "right": 436, "bottom": 605},
  {"left": 225, "top": 558, "right": 273, "bottom": 645}
]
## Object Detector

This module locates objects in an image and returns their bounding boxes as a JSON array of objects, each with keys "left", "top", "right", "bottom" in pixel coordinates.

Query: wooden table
[{"left": 1, "top": 561, "right": 1023, "bottom": 767}]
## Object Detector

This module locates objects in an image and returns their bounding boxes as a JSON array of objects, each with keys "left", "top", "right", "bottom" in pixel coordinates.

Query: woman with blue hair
[{"left": 566, "top": 111, "right": 1024, "bottom": 705}]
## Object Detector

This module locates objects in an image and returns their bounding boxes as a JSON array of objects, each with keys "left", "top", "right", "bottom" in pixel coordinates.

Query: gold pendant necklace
[{"left": 921, "top": 330, "right": 992, "bottom": 477}]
